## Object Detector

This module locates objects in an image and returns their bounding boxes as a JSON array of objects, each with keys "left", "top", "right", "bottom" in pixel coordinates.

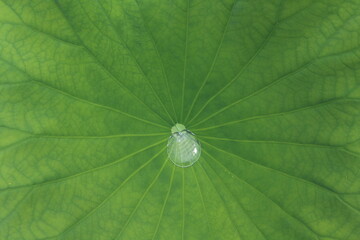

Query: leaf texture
[{"left": 0, "top": 0, "right": 359, "bottom": 239}]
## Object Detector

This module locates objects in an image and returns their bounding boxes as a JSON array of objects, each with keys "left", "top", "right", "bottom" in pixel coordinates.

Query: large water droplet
[{"left": 167, "top": 123, "right": 201, "bottom": 168}]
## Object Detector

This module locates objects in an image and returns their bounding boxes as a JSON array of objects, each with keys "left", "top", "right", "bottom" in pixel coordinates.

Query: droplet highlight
[{"left": 167, "top": 123, "right": 201, "bottom": 168}]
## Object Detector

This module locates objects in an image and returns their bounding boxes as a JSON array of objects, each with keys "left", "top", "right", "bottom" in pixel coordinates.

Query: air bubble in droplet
[{"left": 167, "top": 123, "right": 201, "bottom": 168}]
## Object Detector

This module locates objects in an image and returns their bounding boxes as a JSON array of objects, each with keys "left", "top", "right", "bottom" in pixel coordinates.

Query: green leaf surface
[{"left": 0, "top": 0, "right": 360, "bottom": 239}]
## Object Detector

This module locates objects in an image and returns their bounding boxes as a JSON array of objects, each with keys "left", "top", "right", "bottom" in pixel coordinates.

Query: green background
[{"left": 0, "top": 0, "right": 359, "bottom": 239}]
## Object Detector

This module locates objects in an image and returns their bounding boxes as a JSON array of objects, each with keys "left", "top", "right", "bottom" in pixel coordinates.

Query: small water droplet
[{"left": 167, "top": 123, "right": 201, "bottom": 168}]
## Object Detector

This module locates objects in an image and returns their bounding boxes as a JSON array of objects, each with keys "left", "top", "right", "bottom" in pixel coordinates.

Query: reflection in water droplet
[{"left": 167, "top": 124, "right": 201, "bottom": 168}]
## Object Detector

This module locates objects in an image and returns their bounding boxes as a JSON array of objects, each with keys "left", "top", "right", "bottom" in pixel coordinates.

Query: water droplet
[{"left": 167, "top": 123, "right": 201, "bottom": 168}]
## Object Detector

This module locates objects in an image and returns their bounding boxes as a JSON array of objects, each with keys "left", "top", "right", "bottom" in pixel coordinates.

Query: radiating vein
[
  {"left": 1, "top": 3, "right": 168, "bottom": 126},
  {"left": 191, "top": 167, "right": 214, "bottom": 239},
  {"left": 0, "top": 60, "right": 168, "bottom": 129},
  {"left": 188, "top": 0, "right": 284, "bottom": 125},
  {"left": 0, "top": 125, "right": 167, "bottom": 138},
  {"left": 198, "top": 130, "right": 360, "bottom": 159},
  {"left": 189, "top": 0, "right": 359, "bottom": 128},
  {"left": 199, "top": 136, "right": 343, "bottom": 149},
  {"left": 181, "top": 168, "right": 185, "bottom": 240},
  {"left": 190, "top": 60, "right": 312, "bottom": 127},
  {"left": 0, "top": 21, "right": 80, "bottom": 47},
  {"left": 94, "top": 0, "right": 175, "bottom": 125},
  {"left": 201, "top": 140, "right": 341, "bottom": 195},
  {"left": 192, "top": 98, "right": 360, "bottom": 131},
  {"left": 53, "top": 1, "right": 171, "bottom": 126},
  {"left": 181, "top": 0, "right": 190, "bottom": 122},
  {"left": 202, "top": 140, "right": 360, "bottom": 214},
  {"left": 206, "top": 149, "right": 360, "bottom": 237},
  {"left": 197, "top": 162, "right": 242, "bottom": 240},
  {"left": 113, "top": 158, "right": 169, "bottom": 240},
  {"left": 51, "top": 147, "right": 166, "bottom": 239},
  {"left": 35, "top": 132, "right": 168, "bottom": 139},
  {"left": 203, "top": 150, "right": 320, "bottom": 240},
  {"left": 151, "top": 166, "right": 176, "bottom": 240},
  {"left": 0, "top": 139, "right": 166, "bottom": 193},
  {"left": 201, "top": 155, "right": 268, "bottom": 240},
  {"left": 184, "top": 0, "right": 238, "bottom": 123},
  {"left": 133, "top": 0, "right": 178, "bottom": 122}
]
